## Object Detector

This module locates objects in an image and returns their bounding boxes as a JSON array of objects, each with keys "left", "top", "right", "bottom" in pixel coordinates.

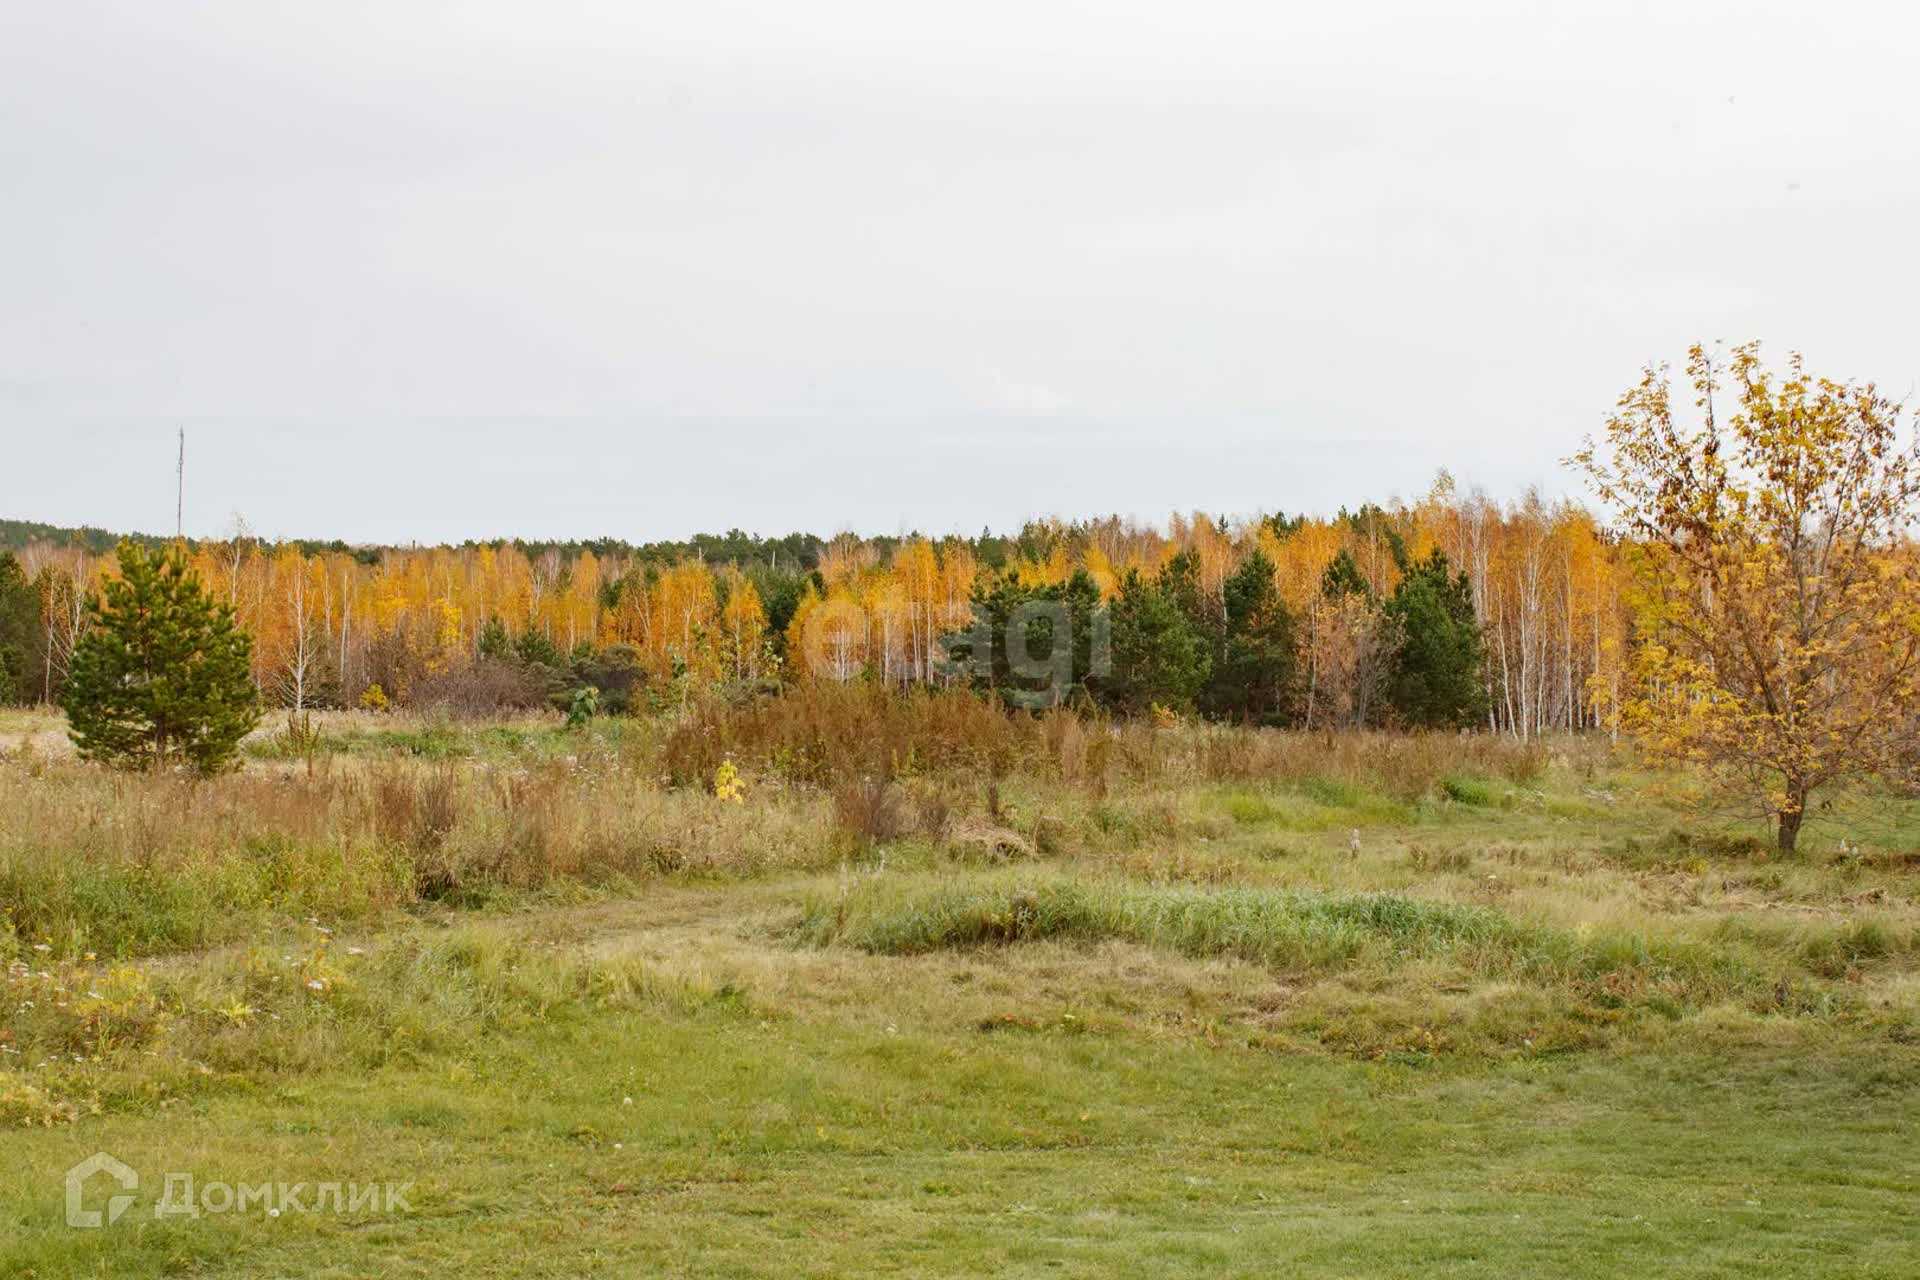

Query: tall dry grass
[
  {"left": 0, "top": 751, "right": 839, "bottom": 959},
  {"left": 664, "top": 683, "right": 1053, "bottom": 784},
  {"left": 665, "top": 682, "right": 1577, "bottom": 797}
]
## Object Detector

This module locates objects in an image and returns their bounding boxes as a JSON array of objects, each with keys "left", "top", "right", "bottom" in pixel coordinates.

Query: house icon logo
[{"left": 65, "top": 1152, "right": 138, "bottom": 1228}]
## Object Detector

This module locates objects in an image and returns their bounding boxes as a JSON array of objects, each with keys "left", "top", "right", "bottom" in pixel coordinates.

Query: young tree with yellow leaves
[
  {"left": 268, "top": 545, "right": 328, "bottom": 710},
  {"left": 1576, "top": 343, "right": 1920, "bottom": 851},
  {"left": 717, "top": 565, "right": 768, "bottom": 680}
]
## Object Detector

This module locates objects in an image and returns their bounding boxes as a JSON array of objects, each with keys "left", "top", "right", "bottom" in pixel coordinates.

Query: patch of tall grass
[
  {"left": 663, "top": 683, "right": 1578, "bottom": 797},
  {"left": 0, "top": 756, "right": 841, "bottom": 960},
  {"left": 793, "top": 875, "right": 1805, "bottom": 1008}
]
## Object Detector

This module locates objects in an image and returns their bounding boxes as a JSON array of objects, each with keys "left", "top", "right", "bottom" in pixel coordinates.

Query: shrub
[
  {"left": 1442, "top": 776, "right": 1500, "bottom": 807},
  {"left": 569, "top": 644, "right": 648, "bottom": 714},
  {"left": 833, "top": 776, "right": 910, "bottom": 847},
  {"left": 413, "top": 659, "right": 554, "bottom": 718}
]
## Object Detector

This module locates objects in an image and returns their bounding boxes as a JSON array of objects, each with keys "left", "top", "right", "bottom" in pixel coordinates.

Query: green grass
[
  {"left": 239, "top": 711, "right": 653, "bottom": 764},
  {"left": 2, "top": 707, "right": 1918, "bottom": 1276},
  {"left": 785, "top": 873, "right": 1893, "bottom": 1059},
  {"left": 1214, "top": 780, "right": 1416, "bottom": 830},
  {"left": 3, "top": 915, "right": 1916, "bottom": 1277},
  {"left": 792, "top": 875, "right": 1772, "bottom": 992},
  {"left": 1, "top": 834, "right": 416, "bottom": 960}
]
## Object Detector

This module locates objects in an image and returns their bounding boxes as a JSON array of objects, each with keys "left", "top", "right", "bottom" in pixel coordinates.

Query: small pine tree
[
  {"left": 1205, "top": 550, "right": 1298, "bottom": 724},
  {"left": 1103, "top": 568, "right": 1211, "bottom": 715},
  {"left": 62, "top": 540, "right": 261, "bottom": 774},
  {"left": 1319, "top": 547, "right": 1373, "bottom": 600},
  {"left": 476, "top": 616, "right": 512, "bottom": 660},
  {"left": 1383, "top": 549, "right": 1487, "bottom": 729},
  {"left": 514, "top": 627, "right": 564, "bottom": 669}
]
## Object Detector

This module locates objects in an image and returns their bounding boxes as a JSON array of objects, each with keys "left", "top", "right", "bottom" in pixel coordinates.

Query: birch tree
[{"left": 1576, "top": 343, "right": 1920, "bottom": 851}]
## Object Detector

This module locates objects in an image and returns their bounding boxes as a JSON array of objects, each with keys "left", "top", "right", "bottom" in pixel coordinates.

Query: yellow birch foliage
[{"left": 1576, "top": 342, "right": 1920, "bottom": 850}]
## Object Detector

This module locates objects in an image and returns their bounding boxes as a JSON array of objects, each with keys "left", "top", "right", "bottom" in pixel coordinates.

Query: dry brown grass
[
  {"left": 664, "top": 682, "right": 1053, "bottom": 784},
  {"left": 1182, "top": 722, "right": 1561, "bottom": 796},
  {"left": 0, "top": 745, "right": 843, "bottom": 957},
  {"left": 831, "top": 775, "right": 911, "bottom": 847},
  {"left": 661, "top": 683, "right": 1572, "bottom": 799}
]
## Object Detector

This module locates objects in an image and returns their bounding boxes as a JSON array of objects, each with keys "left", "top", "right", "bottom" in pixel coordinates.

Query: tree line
[{"left": 0, "top": 483, "right": 1617, "bottom": 737}]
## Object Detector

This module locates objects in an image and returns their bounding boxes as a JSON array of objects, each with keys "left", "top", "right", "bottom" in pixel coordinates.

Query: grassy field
[{"left": 2, "top": 696, "right": 1917, "bottom": 1277}]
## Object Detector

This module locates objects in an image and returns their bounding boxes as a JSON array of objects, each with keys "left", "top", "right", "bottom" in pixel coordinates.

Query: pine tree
[
  {"left": 944, "top": 568, "right": 1101, "bottom": 709},
  {"left": 513, "top": 626, "right": 564, "bottom": 669},
  {"left": 1319, "top": 547, "right": 1373, "bottom": 600},
  {"left": 1383, "top": 549, "right": 1486, "bottom": 729},
  {"left": 1103, "top": 568, "right": 1211, "bottom": 715},
  {"left": 0, "top": 552, "right": 39, "bottom": 704},
  {"left": 1205, "top": 550, "right": 1298, "bottom": 724},
  {"left": 477, "top": 616, "right": 512, "bottom": 660},
  {"left": 62, "top": 540, "right": 261, "bottom": 774}
]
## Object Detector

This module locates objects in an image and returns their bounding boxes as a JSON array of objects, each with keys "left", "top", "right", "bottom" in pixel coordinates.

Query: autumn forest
[{"left": 0, "top": 478, "right": 1621, "bottom": 732}]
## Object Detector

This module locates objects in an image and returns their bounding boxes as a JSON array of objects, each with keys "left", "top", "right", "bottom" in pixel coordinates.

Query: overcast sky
[{"left": 3, "top": 1, "right": 1917, "bottom": 544}]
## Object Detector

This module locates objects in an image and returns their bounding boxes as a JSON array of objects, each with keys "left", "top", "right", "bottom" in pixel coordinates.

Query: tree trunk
[{"left": 1776, "top": 791, "right": 1807, "bottom": 854}]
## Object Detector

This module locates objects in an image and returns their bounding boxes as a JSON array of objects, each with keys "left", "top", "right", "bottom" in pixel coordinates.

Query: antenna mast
[{"left": 176, "top": 426, "right": 184, "bottom": 538}]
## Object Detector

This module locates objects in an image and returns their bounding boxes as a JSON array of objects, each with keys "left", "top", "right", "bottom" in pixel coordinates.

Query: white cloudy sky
[{"left": 3, "top": 1, "right": 1917, "bottom": 543}]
